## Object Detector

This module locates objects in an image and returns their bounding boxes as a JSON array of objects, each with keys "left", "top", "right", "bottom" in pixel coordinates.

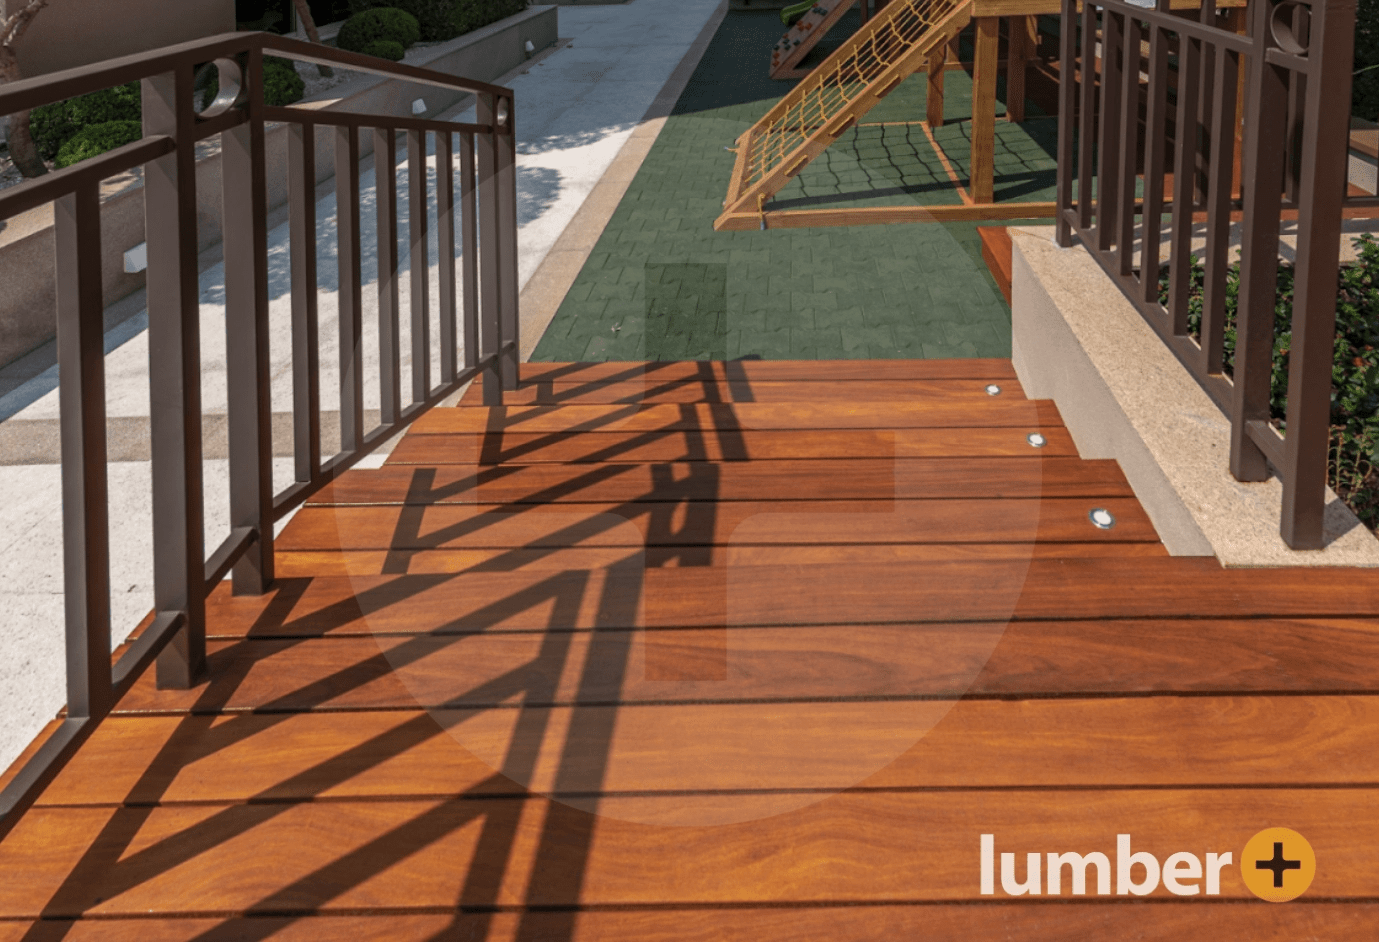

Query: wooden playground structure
[{"left": 720, "top": 0, "right": 1248, "bottom": 230}]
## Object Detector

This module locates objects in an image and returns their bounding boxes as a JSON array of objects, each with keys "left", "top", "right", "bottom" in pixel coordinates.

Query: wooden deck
[{"left": 3, "top": 359, "right": 1379, "bottom": 938}]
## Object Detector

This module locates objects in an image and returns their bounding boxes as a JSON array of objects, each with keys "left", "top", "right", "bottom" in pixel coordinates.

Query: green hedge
[
  {"left": 54, "top": 120, "right": 143, "bottom": 169},
  {"left": 349, "top": 0, "right": 458, "bottom": 42},
  {"left": 337, "top": 7, "right": 421, "bottom": 53},
  {"left": 1357, "top": 0, "right": 1378, "bottom": 120},
  {"left": 363, "top": 39, "right": 406, "bottom": 60},
  {"left": 450, "top": 0, "right": 527, "bottom": 37},
  {"left": 1161, "top": 235, "right": 1379, "bottom": 528},
  {"left": 29, "top": 83, "right": 140, "bottom": 161}
]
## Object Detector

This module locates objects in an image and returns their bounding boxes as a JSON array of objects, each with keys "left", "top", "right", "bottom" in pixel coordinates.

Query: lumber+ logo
[{"left": 979, "top": 829, "right": 1315, "bottom": 900}]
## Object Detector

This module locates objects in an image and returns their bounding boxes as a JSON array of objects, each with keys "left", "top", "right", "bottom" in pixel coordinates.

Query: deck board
[{"left": 4, "top": 360, "right": 1373, "bottom": 936}]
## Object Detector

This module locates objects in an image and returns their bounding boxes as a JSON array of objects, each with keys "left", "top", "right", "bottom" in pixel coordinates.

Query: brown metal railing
[
  {"left": 0, "top": 31, "right": 519, "bottom": 834},
  {"left": 1056, "top": 0, "right": 1377, "bottom": 549}
]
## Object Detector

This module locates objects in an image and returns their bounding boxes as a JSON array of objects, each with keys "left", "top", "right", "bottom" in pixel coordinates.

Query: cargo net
[{"left": 742, "top": 0, "right": 964, "bottom": 191}]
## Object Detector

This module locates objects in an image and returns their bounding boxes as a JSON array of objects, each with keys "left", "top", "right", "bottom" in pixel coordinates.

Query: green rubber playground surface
[{"left": 529, "top": 9, "right": 1058, "bottom": 363}]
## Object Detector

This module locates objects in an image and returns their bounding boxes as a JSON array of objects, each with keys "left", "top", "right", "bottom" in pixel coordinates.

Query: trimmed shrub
[
  {"left": 54, "top": 120, "right": 143, "bottom": 168},
  {"left": 262, "top": 57, "right": 306, "bottom": 105},
  {"left": 350, "top": 0, "right": 458, "bottom": 42},
  {"left": 29, "top": 83, "right": 141, "bottom": 161},
  {"left": 337, "top": 7, "right": 421, "bottom": 53},
  {"left": 362, "top": 38, "right": 406, "bottom": 60},
  {"left": 450, "top": 0, "right": 527, "bottom": 37}
]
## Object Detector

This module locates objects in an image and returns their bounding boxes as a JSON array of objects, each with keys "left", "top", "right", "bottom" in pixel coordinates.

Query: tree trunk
[
  {"left": 290, "top": 0, "right": 334, "bottom": 79},
  {"left": 0, "top": 48, "right": 45, "bottom": 178}
]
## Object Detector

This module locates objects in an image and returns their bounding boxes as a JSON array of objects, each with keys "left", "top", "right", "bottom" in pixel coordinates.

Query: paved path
[{"left": 0, "top": 0, "right": 724, "bottom": 776}]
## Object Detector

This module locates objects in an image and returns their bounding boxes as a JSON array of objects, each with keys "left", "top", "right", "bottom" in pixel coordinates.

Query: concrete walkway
[{"left": 0, "top": 0, "right": 724, "bottom": 775}]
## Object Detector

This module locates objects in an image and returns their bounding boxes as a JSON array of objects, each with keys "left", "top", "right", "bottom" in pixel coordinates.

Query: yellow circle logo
[{"left": 1241, "top": 828, "right": 1316, "bottom": 902}]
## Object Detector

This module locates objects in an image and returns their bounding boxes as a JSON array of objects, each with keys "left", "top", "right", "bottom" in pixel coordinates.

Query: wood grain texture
[
  {"left": 4, "top": 791, "right": 1379, "bottom": 917},
  {"left": 408, "top": 400, "right": 1066, "bottom": 434},
  {"left": 43, "top": 695, "right": 1379, "bottom": 806},
  {"left": 5, "top": 906, "right": 1378, "bottom": 942},
  {"left": 275, "top": 499, "right": 1159, "bottom": 551},
  {"left": 273, "top": 540, "right": 1169, "bottom": 577},
  {"left": 308, "top": 458, "right": 1135, "bottom": 505},
  {"left": 457, "top": 378, "right": 1030, "bottom": 406},
  {"left": 10, "top": 360, "right": 1374, "bottom": 937},
  {"left": 114, "top": 616, "right": 1379, "bottom": 713},
  {"left": 386, "top": 426, "right": 1080, "bottom": 465},
  {"left": 516, "top": 360, "right": 1020, "bottom": 382}
]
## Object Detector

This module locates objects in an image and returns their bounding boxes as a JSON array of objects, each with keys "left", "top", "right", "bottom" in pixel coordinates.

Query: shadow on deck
[{"left": 3, "top": 359, "right": 1379, "bottom": 939}]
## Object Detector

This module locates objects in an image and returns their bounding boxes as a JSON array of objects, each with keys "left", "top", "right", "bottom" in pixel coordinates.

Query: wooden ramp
[
  {"left": 770, "top": 0, "right": 857, "bottom": 80},
  {"left": 718, "top": 0, "right": 971, "bottom": 229},
  {"left": 4, "top": 360, "right": 1379, "bottom": 937}
]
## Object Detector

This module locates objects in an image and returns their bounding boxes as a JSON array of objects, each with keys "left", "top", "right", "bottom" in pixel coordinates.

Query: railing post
[
  {"left": 1279, "top": 0, "right": 1357, "bottom": 549},
  {"left": 477, "top": 94, "right": 504, "bottom": 405},
  {"left": 55, "top": 182, "right": 112, "bottom": 719},
  {"left": 142, "top": 66, "right": 207, "bottom": 688},
  {"left": 223, "top": 46, "right": 275, "bottom": 594},
  {"left": 376, "top": 126, "right": 402, "bottom": 424},
  {"left": 288, "top": 122, "right": 322, "bottom": 483},
  {"left": 1055, "top": 0, "right": 1078, "bottom": 247},
  {"left": 497, "top": 94, "right": 519, "bottom": 390},
  {"left": 1230, "top": 0, "right": 1289, "bottom": 484},
  {"left": 336, "top": 125, "right": 365, "bottom": 452}
]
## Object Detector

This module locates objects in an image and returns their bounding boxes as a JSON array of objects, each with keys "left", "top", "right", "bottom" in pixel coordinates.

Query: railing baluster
[
  {"left": 408, "top": 128, "right": 432, "bottom": 402},
  {"left": 1138, "top": 2, "right": 1172, "bottom": 304},
  {"left": 1279, "top": 0, "right": 1356, "bottom": 549},
  {"left": 55, "top": 181, "right": 112, "bottom": 720},
  {"left": 477, "top": 97, "right": 503, "bottom": 404},
  {"left": 1230, "top": 0, "right": 1288, "bottom": 485},
  {"left": 142, "top": 67, "right": 206, "bottom": 689},
  {"left": 1113, "top": 13, "right": 1141, "bottom": 276},
  {"left": 1076, "top": 0, "right": 1097, "bottom": 232},
  {"left": 1198, "top": 44, "right": 1239, "bottom": 377},
  {"left": 497, "top": 95, "right": 519, "bottom": 388},
  {"left": 1094, "top": 8, "right": 1124, "bottom": 251},
  {"left": 437, "top": 131, "right": 458, "bottom": 384},
  {"left": 222, "top": 46, "right": 274, "bottom": 594},
  {"left": 336, "top": 125, "right": 365, "bottom": 453},
  {"left": 1168, "top": 18, "right": 1203, "bottom": 336},
  {"left": 1055, "top": 0, "right": 1078, "bottom": 246},
  {"left": 460, "top": 131, "right": 479, "bottom": 373},
  {"left": 289, "top": 122, "right": 321, "bottom": 482},
  {"left": 376, "top": 127, "right": 401, "bottom": 424}
]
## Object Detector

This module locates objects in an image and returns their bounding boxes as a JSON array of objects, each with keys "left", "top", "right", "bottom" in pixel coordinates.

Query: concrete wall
[
  {"left": 0, "top": 6, "right": 558, "bottom": 370},
  {"left": 5, "top": 0, "right": 236, "bottom": 78}
]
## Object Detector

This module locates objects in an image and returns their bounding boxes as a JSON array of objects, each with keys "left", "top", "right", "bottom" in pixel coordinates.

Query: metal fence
[
  {"left": 1056, "top": 0, "right": 1379, "bottom": 548},
  {"left": 0, "top": 31, "right": 519, "bottom": 834}
]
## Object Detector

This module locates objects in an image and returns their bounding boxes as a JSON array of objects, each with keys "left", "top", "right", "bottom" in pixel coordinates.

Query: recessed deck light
[
  {"left": 1027, "top": 432, "right": 1046, "bottom": 448},
  {"left": 985, "top": 384, "right": 1001, "bottom": 395},
  {"left": 1089, "top": 508, "right": 1116, "bottom": 529}
]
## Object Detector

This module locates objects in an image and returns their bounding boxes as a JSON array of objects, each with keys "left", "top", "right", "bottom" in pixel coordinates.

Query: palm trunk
[
  {"left": 0, "top": 48, "right": 45, "bottom": 178},
  {"left": 290, "top": 0, "right": 334, "bottom": 79}
]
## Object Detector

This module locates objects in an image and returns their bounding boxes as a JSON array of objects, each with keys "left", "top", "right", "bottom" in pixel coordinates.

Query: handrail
[
  {"left": 0, "top": 30, "right": 510, "bottom": 116},
  {"left": 0, "top": 32, "right": 520, "bottom": 839},
  {"left": 1055, "top": 0, "right": 1365, "bottom": 549}
]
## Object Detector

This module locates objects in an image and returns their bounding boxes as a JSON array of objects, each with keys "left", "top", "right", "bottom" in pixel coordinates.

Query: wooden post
[
  {"left": 927, "top": 46, "right": 946, "bottom": 128},
  {"left": 1007, "top": 15, "right": 1037, "bottom": 123},
  {"left": 971, "top": 17, "right": 1000, "bottom": 204}
]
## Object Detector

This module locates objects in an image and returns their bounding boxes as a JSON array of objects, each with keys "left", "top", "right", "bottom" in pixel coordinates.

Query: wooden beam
[
  {"left": 970, "top": 16, "right": 1000, "bottom": 204},
  {"left": 1006, "top": 15, "right": 1037, "bottom": 123},
  {"left": 927, "top": 48, "right": 946, "bottom": 128},
  {"left": 714, "top": 201, "right": 1059, "bottom": 231}
]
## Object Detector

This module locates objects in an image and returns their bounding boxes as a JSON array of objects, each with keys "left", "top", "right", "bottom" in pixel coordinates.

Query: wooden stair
[{"left": 4, "top": 360, "right": 1379, "bottom": 937}]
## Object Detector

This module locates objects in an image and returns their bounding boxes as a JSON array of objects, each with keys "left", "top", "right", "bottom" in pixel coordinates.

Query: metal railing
[
  {"left": 1056, "top": 0, "right": 1378, "bottom": 548},
  {"left": 0, "top": 31, "right": 519, "bottom": 834}
]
